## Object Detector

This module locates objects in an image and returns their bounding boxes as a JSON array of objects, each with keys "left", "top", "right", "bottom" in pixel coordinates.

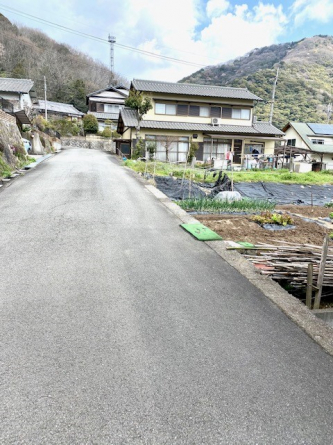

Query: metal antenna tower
[{"left": 108, "top": 34, "right": 116, "bottom": 85}]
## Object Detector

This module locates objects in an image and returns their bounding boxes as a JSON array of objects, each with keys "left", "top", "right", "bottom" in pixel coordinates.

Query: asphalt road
[{"left": 0, "top": 148, "right": 332, "bottom": 444}]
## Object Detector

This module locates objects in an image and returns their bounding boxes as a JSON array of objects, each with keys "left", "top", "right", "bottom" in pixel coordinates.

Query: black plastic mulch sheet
[
  {"left": 234, "top": 182, "right": 333, "bottom": 206},
  {"left": 153, "top": 176, "right": 333, "bottom": 205},
  {"left": 154, "top": 176, "right": 206, "bottom": 200}
]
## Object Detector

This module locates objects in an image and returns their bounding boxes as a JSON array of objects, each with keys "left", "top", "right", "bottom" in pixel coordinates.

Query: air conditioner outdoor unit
[{"left": 211, "top": 118, "right": 222, "bottom": 126}]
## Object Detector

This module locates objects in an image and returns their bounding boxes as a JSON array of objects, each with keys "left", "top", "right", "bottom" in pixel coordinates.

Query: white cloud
[
  {"left": 206, "top": 0, "right": 230, "bottom": 18},
  {"left": 291, "top": 0, "right": 333, "bottom": 25},
  {"left": 0, "top": 0, "right": 290, "bottom": 82},
  {"left": 199, "top": 2, "right": 287, "bottom": 69}
]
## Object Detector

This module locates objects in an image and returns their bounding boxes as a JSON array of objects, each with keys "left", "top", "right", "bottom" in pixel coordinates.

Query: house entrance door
[{"left": 233, "top": 140, "right": 242, "bottom": 164}]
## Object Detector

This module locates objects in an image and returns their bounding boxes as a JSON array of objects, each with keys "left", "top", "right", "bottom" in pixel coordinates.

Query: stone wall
[
  {"left": 0, "top": 110, "right": 24, "bottom": 168},
  {"left": 62, "top": 136, "right": 115, "bottom": 153},
  {"left": 0, "top": 109, "right": 16, "bottom": 124}
]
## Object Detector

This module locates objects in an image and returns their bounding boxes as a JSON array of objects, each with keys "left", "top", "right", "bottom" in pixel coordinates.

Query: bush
[
  {"left": 83, "top": 114, "right": 98, "bottom": 134},
  {"left": 146, "top": 142, "right": 156, "bottom": 160},
  {"left": 101, "top": 127, "right": 112, "bottom": 138},
  {"left": 188, "top": 141, "right": 199, "bottom": 163},
  {"left": 133, "top": 138, "right": 145, "bottom": 159}
]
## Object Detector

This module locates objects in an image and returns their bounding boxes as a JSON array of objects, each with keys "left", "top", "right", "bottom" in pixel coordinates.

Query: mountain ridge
[{"left": 180, "top": 36, "right": 333, "bottom": 129}]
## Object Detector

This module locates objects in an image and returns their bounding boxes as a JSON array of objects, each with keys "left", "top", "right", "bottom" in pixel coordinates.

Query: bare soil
[{"left": 196, "top": 205, "right": 333, "bottom": 246}]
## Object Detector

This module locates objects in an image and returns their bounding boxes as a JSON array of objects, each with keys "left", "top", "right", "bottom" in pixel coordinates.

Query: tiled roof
[
  {"left": 87, "top": 85, "right": 129, "bottom": 98},
  {"left": 254, "top": 122, "right": 284, "bottom": 136},
  {"left": 119, "top": 108, "right": 283, "bottom": 136},
  {"left": 132, "top": 79, "right": 262, "bottom": 101},
  {"left": 35, "top": 100, "right": 84, "bottom": 116},
  {"left": 0, "top": 77, "right": 34, "bottom": 93},
  {"left": 88, "top": 111, "right": 119, "bottom": 120}
]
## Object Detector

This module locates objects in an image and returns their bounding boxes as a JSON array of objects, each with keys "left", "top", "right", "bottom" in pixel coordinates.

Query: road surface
[{"left": 0, "top": 148, "right": 332, "bottom": 444}]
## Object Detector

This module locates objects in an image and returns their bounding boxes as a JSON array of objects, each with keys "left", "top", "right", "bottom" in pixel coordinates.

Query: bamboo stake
[
  {"left": 306, "top": 263, "right": 313, "bottom": 309},
  {"left": 313, "top": 235, "right": 329, "bottom": 309}
]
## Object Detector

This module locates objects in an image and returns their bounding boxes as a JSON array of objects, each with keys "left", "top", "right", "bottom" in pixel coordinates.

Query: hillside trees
[{"left": 0, "top": 14, "right": 128, "bottom": 112}]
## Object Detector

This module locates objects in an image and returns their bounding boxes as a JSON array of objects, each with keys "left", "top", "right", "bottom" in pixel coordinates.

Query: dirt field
[{"left": 196, "top": 205, "right": 333, "bottom": 246}]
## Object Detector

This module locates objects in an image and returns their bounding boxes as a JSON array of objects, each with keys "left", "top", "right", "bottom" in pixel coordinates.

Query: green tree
[
  {"left": 65, "top": 79, "right": 88, "bottom": 113},
  {"left": 125, "top": 90, "right": 152, "bottom": 140},
  {"left": 83, "top": 114, "right": 98, "bottom": 134}
]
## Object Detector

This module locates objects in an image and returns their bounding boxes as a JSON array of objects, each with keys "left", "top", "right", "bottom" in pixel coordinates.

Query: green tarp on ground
[{"left": 180, "top": 223, "right": 223, "bottom": 241}]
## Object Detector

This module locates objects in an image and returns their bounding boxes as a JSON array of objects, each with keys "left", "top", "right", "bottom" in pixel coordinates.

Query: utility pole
[
  {"left": 44, "top": 75, "right": 47, "bottom": 121},
  {"left": 108, "top": 34, "right": 116, "bottom": 85},
  {"left": 269, "top": 67, "right": 279, "bottom": 124}
]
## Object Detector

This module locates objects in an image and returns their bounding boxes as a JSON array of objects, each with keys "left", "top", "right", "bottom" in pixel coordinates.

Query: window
[
  {"left": 189, "top": 105, "right": 200, "bottom": 116},
  {"left": 145, "top": 135, "right": 189, "bottom": 162},
  {"left": 203, "top": 138, "right": 231, "bottom": 161},
  {"left": 231, "top": 108, "right": 250, "bottom": 119},
  {"left": 287, "top": 139, "right": 296, "bottom": 147},
  {"left": 200, "top": 106, "right": 210, "bottom": 117},
  {"left": 155, "top": 103, "right": 166, "bottom": 114},
  {"left": 211, "top": 107, "right": 221, "bottom": 118},
  {"left": 222, "top": 107, "right": 232, "bottom": 119},
  {"left": 166, "top": 104, "right": 176, "bottom": 115},
  {"left": 177, "top": 104, "right": 188, "bottom": 116},
  {"left": 232, "top": 109, "right": 241, "bottom": 119},
  {"left": 241, "top": 109, "right": 250, "bottom": 119},
  {"left": 312, "top": 139, "right": 324, "bottom": 145},
  {"left": 104, "top": 104, "right": 120, "bottom": 113}
]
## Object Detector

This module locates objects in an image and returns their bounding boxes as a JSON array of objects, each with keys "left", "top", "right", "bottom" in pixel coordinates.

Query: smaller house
[
  {"left": 86, "top": 85, "right": 129, "bottom": 131},
  {"left": 282, "top": 122, "right": 333, "bottom": 170},
  {"left": 0, "top": 77, "right": 37, "bottom": 127},
  {"left": 34, "top": 100, "right": 84, "bottom": 121}
]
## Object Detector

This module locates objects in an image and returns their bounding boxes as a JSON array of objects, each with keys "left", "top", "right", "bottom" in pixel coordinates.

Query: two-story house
[
  {"left": 117, "top": 79, "right": 284, "bottom": 163},
  {"left": 86, "top": 85, "right": 129, "bottom": 132},
  {"left": 0, "top": 77, "right": 37, "bottom": 126},
  {"left": 282, "top": 122, "right": 333, "bottom": 170}
]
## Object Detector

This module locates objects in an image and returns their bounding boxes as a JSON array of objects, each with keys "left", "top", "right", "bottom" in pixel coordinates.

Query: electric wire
[{"left": 0, "top": 4, "right": 208, "bottom": 68}]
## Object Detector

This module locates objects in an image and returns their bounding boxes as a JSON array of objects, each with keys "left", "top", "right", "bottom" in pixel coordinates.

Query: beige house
[
  {"left": 117, "top": 79, "right": 284, "bottom": 164},
  {"left": 282, "top": 122, "right": 333, "bottom": 170}
]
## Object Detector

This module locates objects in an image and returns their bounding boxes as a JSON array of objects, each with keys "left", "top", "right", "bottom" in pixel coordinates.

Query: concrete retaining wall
[{"left": 62, "top": 136, "right": 115, "bottom": 153}]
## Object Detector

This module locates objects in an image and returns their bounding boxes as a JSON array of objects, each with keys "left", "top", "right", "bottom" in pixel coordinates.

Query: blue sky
[{"left": 1, "top": 0, "right": 333, "bottom": 83}]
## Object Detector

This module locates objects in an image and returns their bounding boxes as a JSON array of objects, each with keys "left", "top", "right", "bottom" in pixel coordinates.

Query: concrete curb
[{"left": 145, "top": 182, "right": 333, "bottom": 356}]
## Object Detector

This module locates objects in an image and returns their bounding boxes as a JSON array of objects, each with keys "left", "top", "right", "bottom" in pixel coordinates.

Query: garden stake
[
  {"left": 306, "top": 263, "right": 314, "bottom": 309},
  {"left": 313, "top": 235, "right": 329, "bottom": 310}
]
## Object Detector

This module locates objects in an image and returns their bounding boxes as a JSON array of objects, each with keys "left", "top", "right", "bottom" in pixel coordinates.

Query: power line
[{"left": 0, "top": 4, "right": 208, "bottom": 68}]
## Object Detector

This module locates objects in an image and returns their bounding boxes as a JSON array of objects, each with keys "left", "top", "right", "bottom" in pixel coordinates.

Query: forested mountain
[
  {"left": 0, "top": 14, "right": 127, "bottom": 112},
  {"left": 181, "top": 36, "right": 333, "bottom": 129}
]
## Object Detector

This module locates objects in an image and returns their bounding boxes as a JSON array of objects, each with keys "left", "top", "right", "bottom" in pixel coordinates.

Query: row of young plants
[
  {"left": 124, "top": 160, "right": 333, "bottom": 185},
  {"left": 177, "top": 197, "right": 276, "bottom": 214}
]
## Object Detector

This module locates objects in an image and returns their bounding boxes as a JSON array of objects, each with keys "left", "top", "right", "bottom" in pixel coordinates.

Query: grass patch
[
  {"left": 178, "top": 198, "right": 275, "bottom": 213},
  {"left": 231, "top": 169, "right": 333, "bottom": 185},
  {"left": 0, "top": 155, "right": 12, "bottom": 178},
  {"left": 124, "top": 160, "right": 333, "bottom": 185},
  {"left": 123, "top": 160, "right": 217, "bottom": 182}
]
